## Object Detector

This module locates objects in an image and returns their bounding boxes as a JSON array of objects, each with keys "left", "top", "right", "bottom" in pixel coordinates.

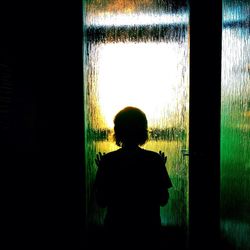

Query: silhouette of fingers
[
  {"left": 159, "top": 151, "right": 167, "bottom": 164},
  {"left": 95, "top": 152, "right": 105, "bottom": 167}
]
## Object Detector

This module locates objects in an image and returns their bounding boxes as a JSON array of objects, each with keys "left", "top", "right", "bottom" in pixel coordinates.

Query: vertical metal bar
[{"left": 189, "top": 0, "right": 222, "bottom": 249}]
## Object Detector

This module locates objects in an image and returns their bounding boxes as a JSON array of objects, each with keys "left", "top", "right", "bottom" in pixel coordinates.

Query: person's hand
[
  {"left": 159, "top": 151, "right": 167, "bottom": 164},
  {"left": 95, "top": 152, "right": 105, "bottom": 168}
]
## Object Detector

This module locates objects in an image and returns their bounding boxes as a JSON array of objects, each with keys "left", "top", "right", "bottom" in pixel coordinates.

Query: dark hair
[{"left": 114, "top": 106, "right": 148, "bottom": 147}]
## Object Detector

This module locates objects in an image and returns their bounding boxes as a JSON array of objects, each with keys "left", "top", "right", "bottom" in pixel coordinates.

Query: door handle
[{"left": 181, "top": 149, "right": 189, "bottom": 156}]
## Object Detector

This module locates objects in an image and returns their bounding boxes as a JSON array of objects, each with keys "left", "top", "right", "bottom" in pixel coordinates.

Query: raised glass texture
[
  {"left": 221, "top": 0, "right": 250, "bottom": 248},
  {"left": 84, "top": 0, "right": 189, "bottom": 230}
]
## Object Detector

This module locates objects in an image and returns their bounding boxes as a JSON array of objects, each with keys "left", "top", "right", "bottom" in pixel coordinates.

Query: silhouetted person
[{"left": 94, "top": 106, "right": 172, "bottom": 249}]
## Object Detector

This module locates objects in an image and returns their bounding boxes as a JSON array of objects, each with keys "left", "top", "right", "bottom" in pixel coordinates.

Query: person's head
[{"left": 113, "top": 106, "right": 148, "bottom": 147}]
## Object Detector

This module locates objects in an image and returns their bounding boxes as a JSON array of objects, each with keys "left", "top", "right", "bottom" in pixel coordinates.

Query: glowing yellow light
[
  {"left": 96, "top": 42, "right": 186, "bottom": 128},
  {"left": 87, "top": 0, "right": 154, "bottom": 15}
]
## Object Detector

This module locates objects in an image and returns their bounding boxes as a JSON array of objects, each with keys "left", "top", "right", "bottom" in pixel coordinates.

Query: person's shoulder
[
  {"left": 101, "top": 149, "right": 123, "bottom": 161},
  {"left": 140, "top": 148, "right": 158, "bottom": 156},
  {"left": 140, "top": 148, "right": 162, "bottom": 160}
]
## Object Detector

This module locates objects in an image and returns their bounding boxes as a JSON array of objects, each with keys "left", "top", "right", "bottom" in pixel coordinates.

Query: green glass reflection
[
  {"left": 84, "top": 0, "right": 189, "bottom": 230},
  {"left": 221, "top": 0, "right": 250, "bottom": 249}
]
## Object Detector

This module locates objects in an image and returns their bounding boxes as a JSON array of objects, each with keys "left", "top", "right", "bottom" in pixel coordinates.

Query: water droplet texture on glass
[
  {"left": 84, "top": 0, "right": 189, "bottom": 230},
  {"left": 221, "top": 0, "right": 250, "bottom": 248}
]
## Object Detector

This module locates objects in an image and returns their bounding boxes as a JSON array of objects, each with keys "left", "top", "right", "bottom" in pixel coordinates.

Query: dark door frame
[
  {"left": 0, "top": 0, "right": 223, "bottom": 249},
  {"left": 82, "top": 1, "right": 222, "bottom": 249},
  {"left": 189, "top": 0, "right": 221, "bottom": 248}
]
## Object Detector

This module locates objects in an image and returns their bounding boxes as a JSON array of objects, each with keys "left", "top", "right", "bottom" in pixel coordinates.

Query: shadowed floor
[{"left": 85, "top": 225, "right": 187, "bottom": 250}]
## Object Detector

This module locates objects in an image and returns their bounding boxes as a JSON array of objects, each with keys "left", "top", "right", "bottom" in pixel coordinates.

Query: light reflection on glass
[
  {"left": 96, "top": 42, "right": 188, "bottom": 129},
  {"left": 86, "top": 12, "right": 188, "bottom": 27},
  {"left": 84, "top": 0, "right": 189, "bottom": 231},
  {"left": 221, "top": 0, "right": 250, "bottom": 248}
]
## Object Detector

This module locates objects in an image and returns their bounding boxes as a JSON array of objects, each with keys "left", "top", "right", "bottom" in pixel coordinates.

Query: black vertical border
[{"left": 189, "top": 0, "right": 222, "bottom": 249}]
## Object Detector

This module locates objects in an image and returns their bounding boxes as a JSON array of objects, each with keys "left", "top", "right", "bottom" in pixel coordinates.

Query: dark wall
[
  {"left": 1, "top": 1, "right": 225, "bottom": 249},
  {"left": 0, "top": 1, "right": 84, "bottom": 248}
]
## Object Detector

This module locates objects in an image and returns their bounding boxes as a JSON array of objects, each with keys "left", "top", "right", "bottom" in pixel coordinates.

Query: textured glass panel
[
  {"left": 84, "top": 0, "right": 189, "bottom": 231},
  {"left": 221, "top": 0, "right": 250, "bottom": 249}
]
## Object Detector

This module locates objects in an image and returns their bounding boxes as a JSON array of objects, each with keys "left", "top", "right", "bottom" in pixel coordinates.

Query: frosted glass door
[
  {"left": 221, "top": 1, "right": 250, "bottom": 249},
  {"left": 83, "top": 0, "right": 189, "bottom": 231}
]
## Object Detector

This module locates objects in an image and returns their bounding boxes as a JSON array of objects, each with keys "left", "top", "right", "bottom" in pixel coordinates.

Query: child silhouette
[{"left": 94, "top": 106, "right": 172, "bottom": 248}]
